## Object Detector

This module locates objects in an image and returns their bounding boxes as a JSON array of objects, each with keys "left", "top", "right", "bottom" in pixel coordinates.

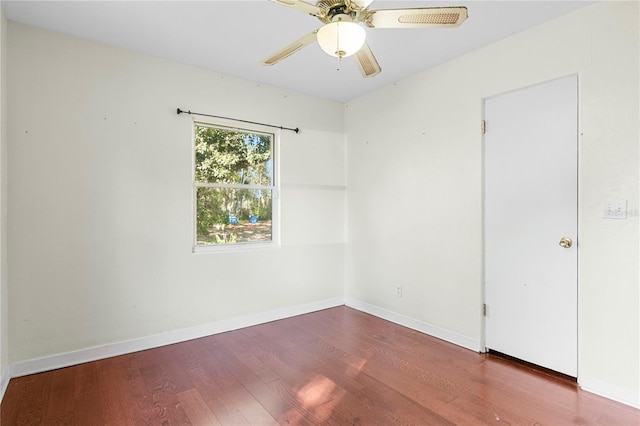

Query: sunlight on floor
[
  {"left": 278, "top": 355, "right": 371, "bottom": 424},
  {"left": 346, "top": 355, "right": 369, "bottom": 378},
  {"left": 297, "top": 374, "right": 337, "bottom": 407}
]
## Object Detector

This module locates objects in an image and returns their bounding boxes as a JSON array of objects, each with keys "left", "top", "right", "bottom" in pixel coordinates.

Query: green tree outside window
[{"left": 194, "top": 123, "right": 275, "bottom": 246}]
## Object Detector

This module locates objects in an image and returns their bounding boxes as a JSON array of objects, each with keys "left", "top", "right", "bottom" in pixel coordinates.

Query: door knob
[{"left": 559, "top": 237, "right": 573, "bottom": 248}]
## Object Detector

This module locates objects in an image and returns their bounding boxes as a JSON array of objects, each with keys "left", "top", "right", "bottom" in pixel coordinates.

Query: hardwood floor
[{"left": 1, "top": 306, "right": 638, "bottom": 425}]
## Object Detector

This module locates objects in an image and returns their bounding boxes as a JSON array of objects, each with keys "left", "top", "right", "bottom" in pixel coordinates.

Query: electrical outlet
[
  {"left": 602, "top": 199, "right": 627, "bottom": 219},
  {"left": 395, "top": 284, "right": 402, "bottom": 297}
]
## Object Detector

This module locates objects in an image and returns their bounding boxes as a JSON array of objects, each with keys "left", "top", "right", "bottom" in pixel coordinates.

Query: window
[{"left": 193, "top": 121, "right": 277, "bottom": 251}]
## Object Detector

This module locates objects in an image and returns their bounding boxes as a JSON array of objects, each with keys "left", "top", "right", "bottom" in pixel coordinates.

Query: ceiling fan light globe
[{"left": 317, "top": 21, "right": 366, "bottom": 58}]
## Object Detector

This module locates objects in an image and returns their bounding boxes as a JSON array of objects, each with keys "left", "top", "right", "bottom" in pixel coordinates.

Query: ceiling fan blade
[
  {"left": 261, "top": 31, "right": 318, "bottom": 66},
  {"left": 268, "top": 0, "right": 325, "bottom": 17},
  {"left": 364, "top": 7, "right": 468, "bottom": 29},
  {"left": 354, "top": 42, "right": 381, "bottom": 78}
]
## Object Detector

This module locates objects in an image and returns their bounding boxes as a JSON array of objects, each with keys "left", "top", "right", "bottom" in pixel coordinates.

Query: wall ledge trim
[
  {"left": 8, "top": 297, "right": 345, "bottom": 379},
  {"left": 345, "top": 297, "right": 482, "bottom": 352}
]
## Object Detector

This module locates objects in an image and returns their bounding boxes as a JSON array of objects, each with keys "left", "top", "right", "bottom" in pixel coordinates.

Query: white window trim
[{"left": 192, "top": 117, "right": 280, "bottom": 254}]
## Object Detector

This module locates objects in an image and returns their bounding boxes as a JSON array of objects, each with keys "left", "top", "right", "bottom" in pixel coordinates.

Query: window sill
[{"left": 193, "top": 241, "right": 279, "bottom": 254}]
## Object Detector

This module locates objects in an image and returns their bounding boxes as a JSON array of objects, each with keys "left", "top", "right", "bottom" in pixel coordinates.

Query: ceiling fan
[{"left": 261, "top": 0, "right": 468, "bottom": 78}]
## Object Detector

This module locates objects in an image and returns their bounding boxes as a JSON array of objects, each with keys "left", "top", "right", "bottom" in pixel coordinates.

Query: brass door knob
[{"left": 559, "top": 237, "right": 573, "bottom": 248}]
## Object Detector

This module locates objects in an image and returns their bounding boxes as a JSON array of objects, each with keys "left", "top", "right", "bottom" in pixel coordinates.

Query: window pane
[
  {"left": 196, "top": 187, "right": 273, "bottom": 245},
  {"left": 195, "top": 124, "right": 272, "bottom": 185}
]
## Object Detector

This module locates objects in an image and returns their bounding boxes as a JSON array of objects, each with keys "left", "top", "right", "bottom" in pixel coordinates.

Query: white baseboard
[
  {"left": 7, "top": 297, "right": 639, "bottom": 411},
  {"left": 579, "top": 376, "right": 640, "bottom": 409},
  {"left": 345, "top": 298, "right": 640, "bottom": 410},
  {"left": 0, "top": 367, "right": 9, "bottom": 402},
  {"left": 10, "top": 297, "right": 345, "bottom": 379},
  {"left": 345, "top": 298, "right": 482, "bottom": 352},
  {"left": 346, "top": 299, "right": 640, "bottom": 409}
]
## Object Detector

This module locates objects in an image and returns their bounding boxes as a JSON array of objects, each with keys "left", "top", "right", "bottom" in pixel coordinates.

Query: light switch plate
[{"left": 602, "top": 199, "right": 627, "bottom": 219}]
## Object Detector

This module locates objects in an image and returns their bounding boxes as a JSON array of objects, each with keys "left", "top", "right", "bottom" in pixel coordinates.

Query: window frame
[{"left": 192, "top": 118, "right": 280, "bottom": 254}]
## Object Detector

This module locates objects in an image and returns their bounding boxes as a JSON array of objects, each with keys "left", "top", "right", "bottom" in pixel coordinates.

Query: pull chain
[{"left": 336, "top": 20, "right": 343, "bottom": 72}]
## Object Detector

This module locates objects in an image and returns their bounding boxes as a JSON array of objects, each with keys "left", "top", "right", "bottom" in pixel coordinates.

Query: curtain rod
[{"left": 176, "top": 108, "right": 299, "bottom": 134}]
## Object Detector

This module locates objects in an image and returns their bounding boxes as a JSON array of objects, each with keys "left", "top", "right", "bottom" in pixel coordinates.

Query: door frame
[{"left": 480, "top": 74, "right": 580, "bottom": 376}]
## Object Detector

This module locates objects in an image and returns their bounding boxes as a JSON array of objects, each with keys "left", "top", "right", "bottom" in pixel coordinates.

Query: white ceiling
[{"left": 2, "top": 0, "right": 595, "bottom": 102}]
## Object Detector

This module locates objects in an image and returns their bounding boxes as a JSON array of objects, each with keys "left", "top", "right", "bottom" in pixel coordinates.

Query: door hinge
[
  {"left": 482, "top": 120, "right": 487, "bottom": 135},
  {"left": 482, "top": 303, "right": 487, "bottom": 316}
]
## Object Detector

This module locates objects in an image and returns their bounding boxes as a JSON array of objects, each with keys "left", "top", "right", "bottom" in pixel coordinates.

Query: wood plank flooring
[{"left": 1, "top": 306, "right": 638, "bottom": 425}]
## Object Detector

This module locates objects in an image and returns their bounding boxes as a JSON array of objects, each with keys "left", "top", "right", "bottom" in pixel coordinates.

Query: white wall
[
  {"left": 345, "top": 1, "right": 639, "bottom": 407},
  {"left": 4, "top": 0, "right": 639, "bottom": 410},
  {"left": 6, "top": 23, "right": 346, "bottom": 364},
  {"left": 0, "top": 2, "right": 9, "bottom": 398}
]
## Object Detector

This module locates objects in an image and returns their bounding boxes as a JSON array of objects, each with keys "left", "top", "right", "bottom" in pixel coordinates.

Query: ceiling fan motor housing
[{"left": 317, "top": 0, "right": 362, "bottom": 24}]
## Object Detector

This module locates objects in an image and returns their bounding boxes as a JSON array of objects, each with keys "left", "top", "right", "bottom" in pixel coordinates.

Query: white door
[{"left": 484, "top": 75, "right": 578, "bottom": 377}]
